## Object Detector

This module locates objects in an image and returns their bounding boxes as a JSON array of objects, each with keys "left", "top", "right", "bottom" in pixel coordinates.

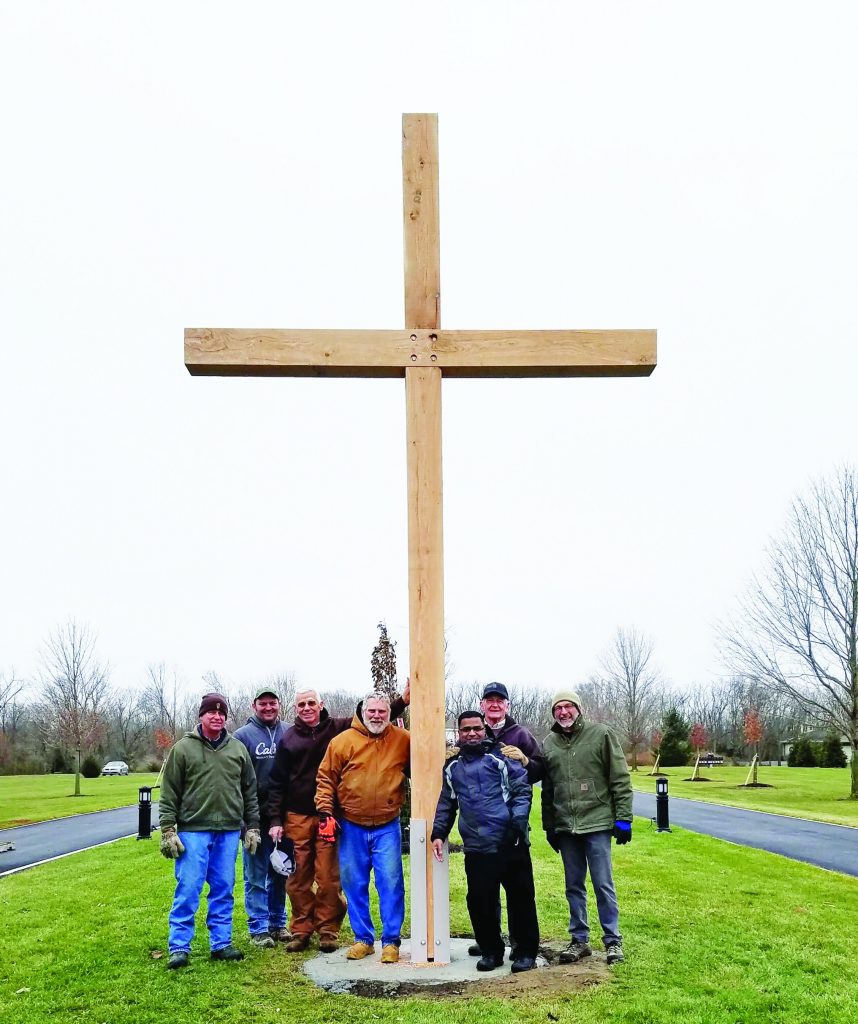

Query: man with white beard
[{"left": 315, "top": 693, "right": 410, "bottom": 964}]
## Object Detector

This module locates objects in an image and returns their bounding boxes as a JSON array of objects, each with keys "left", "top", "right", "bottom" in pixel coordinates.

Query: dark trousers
[{"left": 464, "top": 847, "right": 539, "bottom": 959}]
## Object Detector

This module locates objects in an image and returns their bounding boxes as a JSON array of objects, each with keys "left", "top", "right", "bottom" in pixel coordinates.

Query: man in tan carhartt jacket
[{"left": 315, "top": 692, "right": 410, "bottom": 964}]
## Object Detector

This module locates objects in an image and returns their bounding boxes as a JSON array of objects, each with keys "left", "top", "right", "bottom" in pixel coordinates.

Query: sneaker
[
  {"left": 511, "top": 956, "right": 537, "bottom": 973},
  {"left": 319, "top": 935, "right": 339, "bottom": 953},
  {"left": 468, "top": 943, "right": 482, "bottom": 957},
  {"left": 559, "top": 940, "right": 592, "bottom": 964},
  {"left": 211, "top": 945, "right": 244, "bottom": 962},
  {"left": 270, "top": 927, "right": 293, "bottom": 942},
  {"left": 476, "top": 953, "right": 504, "bottom": 972},
  {"left": 250, "top": 933, "right": 275, "bottom": 949},
  {"left": 605, "top": 943, "right": 625, "bottom": 965},
  {"left": 380, "top": 943, "right": 400, "bottom": 964},
  {"left": 346, "top": 941, "right": 375, "bottom": 960},
  {"left": 167, "top": 950, "right": 189, "bottom": 969},
  {"left": 285, "top": 934, "right": 311, "bottom": 953}
]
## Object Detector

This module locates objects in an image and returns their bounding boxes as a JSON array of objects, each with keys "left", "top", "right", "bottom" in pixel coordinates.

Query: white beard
[{"left": 366, "top": 720, "right": 388, "bottom": 735}]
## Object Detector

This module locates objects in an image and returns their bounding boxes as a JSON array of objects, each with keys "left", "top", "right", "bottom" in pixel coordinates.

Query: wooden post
[{"left": 402, "top": 113, "right": 448, "bottom": 963}]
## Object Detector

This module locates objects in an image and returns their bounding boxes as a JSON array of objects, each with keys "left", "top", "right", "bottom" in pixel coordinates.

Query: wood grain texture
[
  {"left": 402, "top": 114, "right": 440, "bottom": 330},
  {"left": 405, "top": 365, "right": 446, "bottom": 958},
  {"left": 185, "top": 327, "right": 656, "bottom": 377}
]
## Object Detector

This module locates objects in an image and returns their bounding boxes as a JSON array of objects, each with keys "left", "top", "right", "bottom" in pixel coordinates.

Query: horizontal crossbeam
[{"left": 185, "top": 328, "right": 656, "bottom": 378}]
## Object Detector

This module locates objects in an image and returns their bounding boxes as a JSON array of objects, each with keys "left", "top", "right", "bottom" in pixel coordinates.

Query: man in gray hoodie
[{"left": 234, "top": 686, "right": 290, "bottom": 947}]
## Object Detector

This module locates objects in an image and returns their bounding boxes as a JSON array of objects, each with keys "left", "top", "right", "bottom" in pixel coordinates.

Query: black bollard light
[
  {"left": 137, "top": 786, "right": 153, "bottom": 840},
  {"left": 654, "top": 776, "right": 671, "bottom": 832}
]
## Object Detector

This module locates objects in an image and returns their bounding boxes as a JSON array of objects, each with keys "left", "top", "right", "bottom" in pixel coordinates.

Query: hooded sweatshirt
[{"left": 233, "top": 714, "right": 287, "bottom": 825}]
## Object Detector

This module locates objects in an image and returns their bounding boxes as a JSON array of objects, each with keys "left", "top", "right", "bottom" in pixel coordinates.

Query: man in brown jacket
[{"left": 315, "top": 692, "right": 410, "bottom": 964}]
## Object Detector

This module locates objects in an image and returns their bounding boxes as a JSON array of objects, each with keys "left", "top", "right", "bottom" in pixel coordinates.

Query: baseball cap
[{"left": 481, "top": 682, "right": 509, "bottom": 701}]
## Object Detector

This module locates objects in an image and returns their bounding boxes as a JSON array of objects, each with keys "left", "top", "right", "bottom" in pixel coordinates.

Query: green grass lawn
[
  {"left": 630, "top": 765, "right": 858, "bottom": 827},
  {"left": 0, "top": 773, "right": 160, "bottom": 828},
  {"left": 2, "top": 808, "right": 858, "bottom": 1024}
]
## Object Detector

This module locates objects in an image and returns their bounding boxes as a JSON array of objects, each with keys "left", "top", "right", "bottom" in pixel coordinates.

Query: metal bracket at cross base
[{"left": 409, "top": 819, "right": 450, "bottom": 964}]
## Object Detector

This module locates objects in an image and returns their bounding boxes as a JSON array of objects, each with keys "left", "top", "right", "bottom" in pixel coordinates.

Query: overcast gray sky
[{"left": 2, "top": 2, "right": 856, "bottom": 702}]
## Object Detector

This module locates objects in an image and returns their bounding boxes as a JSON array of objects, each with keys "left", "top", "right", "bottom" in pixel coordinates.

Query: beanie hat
[
  {"left": 199, "top": 692, "right": 229, "bottom": 717},
  {"left": 551, "top": 689, "right": 582, "bottom": 713}
]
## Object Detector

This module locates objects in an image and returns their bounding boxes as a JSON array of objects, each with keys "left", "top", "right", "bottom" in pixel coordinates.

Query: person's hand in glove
[
  {"left": 501, "top": 744, "right": 529, "bottom": 766},
  {"left": 160, "top": 826, "right": 185, "bottom": 860},
  {"left": 613, "top": 821, "right": 632, "bottom": 845},
  {"left": 502, "top": 820, "right": 527, "bottom": 848},
  {"left": 545, "top": 829, "right": 561, "bottom": 853},
  {"left": 243, "top": 828, "right": 261, "bottom": 855},
  {"left": 318, "top": 814, "right": 339, "bottom": 844}
]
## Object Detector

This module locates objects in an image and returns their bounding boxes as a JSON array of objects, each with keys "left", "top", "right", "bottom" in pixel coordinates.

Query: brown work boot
[
  {"left": 319, "top": 934, "right": 339, "bottom": 953},
  {"left": 346, "top": 941, "right": 375, "bottom": 960},
  {"left": 380, "top": 944, "right": 399, "bottom": 964},
  {"left": 285, "top": 934, "right": 311, "bottom": 953},
  {"left": 270, "top": 927, "right": 293, "bottom": 942}
]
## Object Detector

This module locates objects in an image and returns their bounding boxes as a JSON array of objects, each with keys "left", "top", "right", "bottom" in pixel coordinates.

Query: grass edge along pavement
[
  {"left": 630, "top": 765, "right": 858, "bottom": 827},
  {"left": 0, "top": 773, "right": 160, "bottom": 829},
  {"left": 3, "top": 811, "right": 858, "bottom": 1024}
]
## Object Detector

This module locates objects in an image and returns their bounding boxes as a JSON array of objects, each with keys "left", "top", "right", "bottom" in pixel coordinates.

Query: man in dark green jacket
[
  {"left": 541, "top": 689, "right": 633, "bottom": 966},
  {"left": 159, "top": 692, "right": 260, "bottom": 969}
]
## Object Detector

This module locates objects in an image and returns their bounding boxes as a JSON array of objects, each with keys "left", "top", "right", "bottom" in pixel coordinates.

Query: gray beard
[{"left": 366, "top": 720, "right": 388, "bottom": 735}]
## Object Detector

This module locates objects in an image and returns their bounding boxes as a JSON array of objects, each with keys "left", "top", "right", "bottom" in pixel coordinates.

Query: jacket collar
[{"left": 292, "top": 707, "right": 331, "bottom": 736}]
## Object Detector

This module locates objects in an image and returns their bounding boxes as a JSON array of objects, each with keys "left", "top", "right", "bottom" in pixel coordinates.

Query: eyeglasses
[
  {"left": 296, "top": 701, "right": 318, "bottom": 708},
  {"left": 459, "top": 725, "right": 485, "bottom": 733}
]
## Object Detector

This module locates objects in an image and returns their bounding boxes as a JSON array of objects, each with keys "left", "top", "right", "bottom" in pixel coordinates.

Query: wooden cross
[{"left": 185, "top": 114, "right": 656, "bottom": 965}]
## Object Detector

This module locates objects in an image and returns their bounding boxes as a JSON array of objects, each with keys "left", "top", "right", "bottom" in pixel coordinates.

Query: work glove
[
  {"left": 318, "top": 814, "right": 339, "bottom": 844},
  {"left": 243, "top": 828, "right": 261, "bottom": 855},
  {"left": 613, "top": 821, "right": 632, "bottom": 845},
  {"left": 545, "top": 829, "right": 561, "bottom": 853},
  {"left": 501, "top": 744, "right": 529, "bottom": 767},
  {"left": 502, "top": 820, "right": 526, "bottom": 849},
  {"left": 160, "top": 826, "right": 185, "bottom": 860},
  {"left": 444, "top": 746, "right": 460, "bottom": 761}
]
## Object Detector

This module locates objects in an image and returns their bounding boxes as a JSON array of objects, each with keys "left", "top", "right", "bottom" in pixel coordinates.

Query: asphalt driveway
[
  {"left": 633, "top": 790, "right": 858, "bottom": 877},
  {"left": 0, "top": 803, "right": 160, "bottom": 876}
]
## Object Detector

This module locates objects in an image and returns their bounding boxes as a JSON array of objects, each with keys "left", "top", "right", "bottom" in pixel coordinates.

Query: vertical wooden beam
[
  {"left": 403, "top": 112, "right": 448, "bottom": 963},
  {"left": 405, "top": 365, "right": 447, "bottom": 963},
  {"left": 403, "top": 114, "right": 440, "bottom": 328}
]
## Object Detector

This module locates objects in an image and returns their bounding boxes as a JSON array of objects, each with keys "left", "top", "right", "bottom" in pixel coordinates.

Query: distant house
[{"left": 780, "top": 725, "right": 853, "bottom": 764}]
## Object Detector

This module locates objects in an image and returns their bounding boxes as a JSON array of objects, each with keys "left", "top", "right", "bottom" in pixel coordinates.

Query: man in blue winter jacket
[
  {"left": 431, "top": 710, "right": 540, "bottom": 974},
  {"left": 234, "top": 686, "right": 290, "bottom": 948}
]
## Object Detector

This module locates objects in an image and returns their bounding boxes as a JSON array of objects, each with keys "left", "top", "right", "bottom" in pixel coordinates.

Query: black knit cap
[{"left": 199, "top": 692, "right": 228, "bottom": 717}]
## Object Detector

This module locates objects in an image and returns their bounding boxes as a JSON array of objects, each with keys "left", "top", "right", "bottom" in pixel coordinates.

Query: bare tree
[
  {"left": 107, "top": 689, "right": 149, "bottom": 767},
  {"left": 0, "top": 669, "right": 22, "bottom": 722},
  {"left": 38, "top": 621, "right": 110, "bottom": 795},
  {"left": 142, "top": 662, "right": 184, "bottom": 740},
  {"left": 600, "top": 627, "right": 660, "bottom": 770},
  {"left": 721, "top": 467, "right": 858, "bottom": 798}
]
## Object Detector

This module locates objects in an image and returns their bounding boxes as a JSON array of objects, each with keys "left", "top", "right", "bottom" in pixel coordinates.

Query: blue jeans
[
  {"left": 243, "top": 830, "right": 287, "bottom": 935},
  {"left": 168, "top": 830, "right": 240, "bottom": 953},
  {"left": 338, "top": 817, "right": 404, "bottom": 946},
  {"left": 558, "top": 830, "right": 621, "bottom": 946}
]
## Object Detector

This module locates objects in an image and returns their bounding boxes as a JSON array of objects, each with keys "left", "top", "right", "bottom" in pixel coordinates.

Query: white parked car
[{"left": 101, "top": 760, "right": 129, "bottom": 776}]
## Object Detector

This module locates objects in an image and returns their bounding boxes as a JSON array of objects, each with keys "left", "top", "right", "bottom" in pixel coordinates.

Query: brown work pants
[{"left": 285, "top": 812, "right": 347, "bottom": 938}]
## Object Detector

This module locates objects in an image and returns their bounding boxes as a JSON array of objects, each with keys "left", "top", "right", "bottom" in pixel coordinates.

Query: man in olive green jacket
[
  {"left": 159, "top": 692, "right": 261, "bottom": 969},
  {"left": 541, "top": 689, "right": 632, "bottom": 966}
]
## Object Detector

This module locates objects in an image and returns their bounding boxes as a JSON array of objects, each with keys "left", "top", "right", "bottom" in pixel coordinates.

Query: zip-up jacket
[
  {"left": 431, "top": 744, "right": 531, "bottom": 854},
  {"left": 315, "top": 713, "right": 410, "bottom": 827},
  {"left": 541, "top": 716, "right": 632, "bottom": 835},
  {"left": 233, "top": 715, "right": 287, "bottom": 827},
  {"left": 267, "top": 697, "right": 406, "bottom": 820},
  {"left": 159, "top": 728, "right": 260, "bottom": 833},
  {"left": 485, "top": 714, "right": 544, "bottom": 784}
]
